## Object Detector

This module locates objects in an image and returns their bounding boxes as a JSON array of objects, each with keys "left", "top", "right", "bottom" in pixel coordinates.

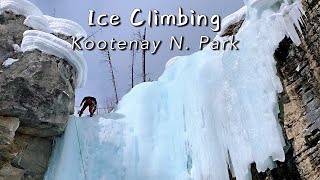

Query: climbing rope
[{"left": 73, "top": 116, "right": 88, "bottom": 180}]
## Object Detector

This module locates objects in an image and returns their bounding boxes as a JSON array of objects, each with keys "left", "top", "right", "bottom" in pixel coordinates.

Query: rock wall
[
  {"left": 0, "top": 12, "right": 76, "bottom": 179},
  {"left": 274, "top": 0, "right": 320, "bottom": 179}
]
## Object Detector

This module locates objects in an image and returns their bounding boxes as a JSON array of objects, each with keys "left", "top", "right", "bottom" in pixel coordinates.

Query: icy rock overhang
[
  {"left": 246, "top": 0, "right": 305, "bottom": 45},
  {"left": 21, "top": 30, "right": 87, "bottom": 88},
  {"left": 218, "top": 0, "right": 305, "bottom": 43},
  {"left": 0, "top": 0, "right": 87, "bottom": 88}
]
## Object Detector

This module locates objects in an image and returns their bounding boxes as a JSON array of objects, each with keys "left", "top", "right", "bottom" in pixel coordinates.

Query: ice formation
[
  {"left": 45, "top": 0, "right": 305, "bottom": 179},
  {"left": 0, "top": 0, "right": 87, "bottom": 88},
  {"left": 2, "top": 58, "right": 19, "bottom": 67},
  {"left": 165, "top": 56, "right": 182, "bottom": 69}
]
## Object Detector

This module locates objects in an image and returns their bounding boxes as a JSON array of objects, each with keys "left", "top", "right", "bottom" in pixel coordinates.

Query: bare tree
[
  {"left": 142, "top": 28, "right": 147, "bottom": 82},
  {"left": 52, "top": 8, "right": 56, "bottom": 17},
  {"left": 134, "top": 28, "right": 147, "bottom": 82},
  {"left": 131, "top": 48, "right": 135, "bottom": 88},
  {"left": 102, "top": 49, "right": 119, "bottom": 104},
  {"left": 84, "top": 27, "right": 103, "bottom": 42}
]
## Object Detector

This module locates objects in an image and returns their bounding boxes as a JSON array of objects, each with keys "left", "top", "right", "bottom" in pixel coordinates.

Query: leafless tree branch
[{"left": 102, "top": 49, "right": 119, "bottom": 104}]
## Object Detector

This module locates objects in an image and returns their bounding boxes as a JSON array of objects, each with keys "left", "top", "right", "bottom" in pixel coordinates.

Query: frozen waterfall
[{"left": 45, "top": 0, "right": 305, "bottom": 180}]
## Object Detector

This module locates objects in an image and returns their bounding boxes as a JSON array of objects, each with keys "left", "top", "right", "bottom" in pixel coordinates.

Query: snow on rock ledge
[
  {"left": 217, "top": 6, "right": 247, "bottom": 37},
  {"left": 21, "top": 30, "right": 87, "bottom": 88},
  {"left": 44, "top": 15, "right": 87, "bottom": 38},
  {"left": 0, "top": 0, "right": 87, "bottom": 38},
  {"left": 2, "top": 58, "right": 19, "bottom": 67},
  {"left": 0, "top": 0, "right": 43, "bottom": 17},
  {"left": 0, "top": 0, "right": 87, "bottom": 88}
]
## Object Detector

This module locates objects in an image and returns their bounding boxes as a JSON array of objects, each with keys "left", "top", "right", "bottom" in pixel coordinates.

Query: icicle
[{"left": 281, "top": 1, "right": 306, "bottom": 45}]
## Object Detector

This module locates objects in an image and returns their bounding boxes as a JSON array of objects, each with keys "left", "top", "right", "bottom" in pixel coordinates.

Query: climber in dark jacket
[{"left": 78, "top": 96, "right": 97, "bottom": 117}]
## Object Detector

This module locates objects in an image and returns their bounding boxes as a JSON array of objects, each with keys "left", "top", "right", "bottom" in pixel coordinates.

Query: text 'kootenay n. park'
[{"left": 72, "top": 8, "right": 240, "bottom": 54}]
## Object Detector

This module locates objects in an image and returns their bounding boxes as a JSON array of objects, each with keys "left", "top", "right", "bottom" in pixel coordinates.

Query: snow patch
[
  {"left": 12, "top": 44, "right": 22, "bottom": 52},
  {"left": 2, "top": 58, "right": 19, "bottom": 67},
  {"left": 44, "top": 15, "right": 87, "bottom": 38},
  {"left": 24, "top": 15, "right": 52, "bottom": 33},
  {"left": 218, "top": 6, "right": 247, "bottom": 36},
  {"left": 21, "top": 30, "right": 87, "bottom": 88}
]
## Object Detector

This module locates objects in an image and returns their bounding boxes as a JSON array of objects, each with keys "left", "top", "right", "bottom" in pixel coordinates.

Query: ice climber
[{"left": 78, "top": 96, "right": 97, "bottom": 117}]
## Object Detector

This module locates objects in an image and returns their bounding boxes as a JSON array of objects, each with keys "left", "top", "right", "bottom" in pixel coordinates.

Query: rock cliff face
[
  {"left": 222, "top": 0, "right": 320, "bottom": 179},
  {"left": 0, "top": 11, "right": 76, "bottom": 180},
  {"left": 274, "top": 0, "right": 320, "bottom": 179}
]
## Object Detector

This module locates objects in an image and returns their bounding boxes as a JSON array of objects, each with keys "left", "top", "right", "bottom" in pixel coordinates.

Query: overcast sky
[{"left": 29, "top": 0, "right": 244, "bottom": 109}]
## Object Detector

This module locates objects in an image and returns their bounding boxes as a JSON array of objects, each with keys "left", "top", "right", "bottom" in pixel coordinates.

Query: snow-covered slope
[
  {"left": 0, "top": 0, "right": 87, "bottom": 88},
  {"left": 45, "top": 0, "right": 305, "bottom": 180}
]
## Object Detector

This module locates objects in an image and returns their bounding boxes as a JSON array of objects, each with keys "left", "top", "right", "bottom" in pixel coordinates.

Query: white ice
[
  {"left": 250, "top": 0, "right": 280, "bottom": 10},
  {"left": 2, "top": 58, "right": 19, "bottom": 67},
  {"left": 165, "top": 56, "right": 182, "bottom": 69},
  {"left": 45, "top": 115, "right": 128, "bottom": 180},
  {"left": 245, "top": 0, "right": 305, "bottom": 45},
  {"left": 21, "top": 30, "right": 87, "bottom": 88},
  {"left": 1, "top": 0, "right": 88, "bottom": 88},
  {"left": 45, "top": 0, "right": 305, "bottom": 179}
]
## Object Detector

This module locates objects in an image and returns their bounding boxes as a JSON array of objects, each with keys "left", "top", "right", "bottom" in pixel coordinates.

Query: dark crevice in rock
[
  {"left": 306, "top": 128, "right": 320, "bottom": 150},
  {"left": 274, "top": 37, "right": 293, "bottom": 66}
]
